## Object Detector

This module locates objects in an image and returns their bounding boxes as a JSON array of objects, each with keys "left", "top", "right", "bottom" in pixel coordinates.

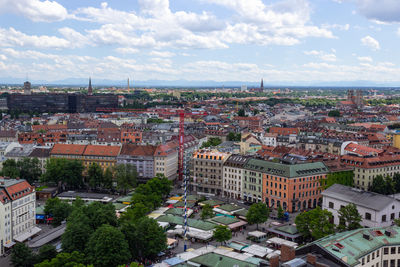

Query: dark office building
[{"left": 7, "top": 93, "right": 118, "bottom": 113}]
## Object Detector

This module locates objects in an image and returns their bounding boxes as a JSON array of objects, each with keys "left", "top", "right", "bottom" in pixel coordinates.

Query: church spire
[
  {"left": 88, "top": 77, "right": 93, "bottom": 95},
  {"left": 260, "top": 78, "right": 264, "bottom": 90}
]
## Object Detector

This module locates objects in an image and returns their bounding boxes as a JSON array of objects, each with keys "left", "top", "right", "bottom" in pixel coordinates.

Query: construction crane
[{"left": 177, "top": 110, "right": 207, "bottom": 252}]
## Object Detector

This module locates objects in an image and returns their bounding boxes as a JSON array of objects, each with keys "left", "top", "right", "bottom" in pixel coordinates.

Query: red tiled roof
[
  {"left": 4, "top": 180, "right": 34, "bottom": 201},
  {"left": 344, "top": 143, "right": 382, "bottom": 156},
  {"left": 120, "top": 144, "right": 157, "bottom": 157},
  {"left": 51, "top": 144, "right": 86, "bottom": 155},
  {"left": 83, "top": 145, "right": 121, "bottom": 157}
]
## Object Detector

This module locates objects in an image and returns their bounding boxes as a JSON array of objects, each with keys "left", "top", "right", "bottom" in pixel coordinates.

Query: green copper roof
[
  {"left": 217, "top": 204, "right": 243, "bottom": 212},
  {"left": 209, "top": 216, "right": 239, "bottom": 225},
  {"left": 244, "top": 159, "right": 328, "bottom": 178},
  {"left": 189, "top": 252, "right": 258, "bottom": 267},
  {"left": 276, "top": 225, "right": 299, "bottom": 235},
  {"left": 311, "top": 226, "right": 400, "bottom": 266},
  {"left": 157, "top": 215, "right": 217, "bottom": 231}
]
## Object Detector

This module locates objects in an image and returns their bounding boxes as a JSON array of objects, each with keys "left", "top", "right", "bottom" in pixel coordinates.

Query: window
[
  {"left": 384, "top": 248, "right": 389, "bottom": 255},
  {"left": 382, "top": 215, "right": 387, "bottom": 222},
  {"left": 365, "top": 213, "right": 372, "bottom": 220},
  {"left": 367, "top": 255, "right": 370, "bottom": 262},
  {"left": 329, "top": 202, "right": 334, "bottom": 209},
  {"left": 391, "top": 213, "right": 395, "bottom": 220},
  {"left": 391, "top": 247, "right": 396, "bottom": 254},
  {"left": 390, "top": 260, "right": 395, "bottom": 267},
  {"left": 383, "top": 260, "right": 388, "bottom": 267}
]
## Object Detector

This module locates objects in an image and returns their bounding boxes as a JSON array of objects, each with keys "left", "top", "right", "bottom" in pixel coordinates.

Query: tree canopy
[
  {"left": 200, "top": 137, "right": 222, "bottom": 148},
  {"left": 213, "top": 225, "right": 232, "bottom": 245},
  {"left": 114, "top": 164, "right": 137, "bottom": 194},
  {"left": 86, "top": 224, "right": 131, "bottom": 267},
  {"left": 246, "top": 203, "right": 269, "bottom": 229},
  {"left": 295, "top": 207, "right": 335, "bottom": 240},
  {"left": 122, "top": 217, "right": 167, "bottom": 261},
  {"left": 370, "top": 175, "right": 395, "bottom": 195},
  {"left": 338, "top": 203, "right": 362, "bottom": 231},
  {"left": 201, "top": 204, "right": 214, "bottom": 220},
  {"left": 41, "top": 158, "right": 84, "bottom": 189}
]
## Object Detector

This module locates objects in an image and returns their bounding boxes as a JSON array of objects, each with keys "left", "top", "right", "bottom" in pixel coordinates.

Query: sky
[{"left": 0, "top": 0, "right": 400, "bottom": 84}]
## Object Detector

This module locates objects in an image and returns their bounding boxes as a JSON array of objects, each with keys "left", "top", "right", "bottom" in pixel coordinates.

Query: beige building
[
  {"left": 222, "top": 155, "right": 250, "bottom": 200},
  {"left": 154, "top": 142, "right": 178, "bottom": 180},
  {"left": 341, "top": 152, "right": 400, "bottom": 191},
  {"left": 192, "top": 150, "right": 230, "bottom": 196}
]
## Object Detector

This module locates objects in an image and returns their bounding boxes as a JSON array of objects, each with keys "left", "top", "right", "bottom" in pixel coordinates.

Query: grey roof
[
  {"left": 5, "top": 144, "right": 35, "bottom": 158},
  {"left": 223, "top": 154, "right": 250, "bottom": 168},
  {"left": 244, "top": 159, "right": 329, "bottom": 178},
  {"left": 322, "top": 184, "right": 396, "bottom": 211}
]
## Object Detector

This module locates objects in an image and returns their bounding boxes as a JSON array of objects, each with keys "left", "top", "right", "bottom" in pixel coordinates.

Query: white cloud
[
  {"left": 361, "top": 35, "right": 380, "bottom": 50},
  {"left": 115, "top": 47, "right": 139, "bottom": 54},
  {"left": 304, "top": 50, "right": 337, "bottom": 62},
  {"left": 0, "top": 27, "right": 70, "bottom": 49},
  {"left": 0, "top": 54, "right": 7, "bottom": 60},
  {"left": 149, "top": 51, "right": 175, "bottom": 58},
  {"left": 397, "top": 27, "right": 400, "bottom": 36},
  {"left": 0, "top": 0, "right": 68, "bottom": 22},
  {"left": 357, "top": 56, "right": 373, "bottom": 62},
  {"left": 58, "top": 27, "right": 88, "bottom": 48}
]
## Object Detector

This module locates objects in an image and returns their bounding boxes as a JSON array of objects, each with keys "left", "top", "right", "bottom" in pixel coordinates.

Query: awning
[
  {"left": 14, "top": 226, "right": 42, "bottom": 242},
  {"left": 4, "top": 241, "right": 16, "bottom": 248}
]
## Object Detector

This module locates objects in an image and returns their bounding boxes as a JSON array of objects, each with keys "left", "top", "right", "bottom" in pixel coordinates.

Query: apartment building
[
  {"left": 323, "top": 184, "right": 400, "bottom": 228},
  {"left": 117, "top": 144, "right": 156, "bottom": 182},
  {"left": 154, "top": 142, "right": 178, "bottom": 180},
  {"left": 0, "top": 178, "right": 39, "bottom": 255},
  {"left": 341, "top": 149, "right": 400, "bottom": 191},
  {"left": 222, "top": 155, "right": 250, "bottom": 200},
  {"left": 192, "top": 150, "right": 230, "bottom": 196},
  {"left": 242, "top": 159, "right": 328, "bottom": 212}
]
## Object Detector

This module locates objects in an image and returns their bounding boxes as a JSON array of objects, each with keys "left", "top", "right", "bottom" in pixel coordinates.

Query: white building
[
  {"left": 261, "top": 133, "right": 277, "bottom": 147},
  {"left": 0, "top": 178, "right": 40, "bottom": 255},
  {"left": 222, "top": 155, "right": 249, "bottom": 200},
  {"left": 322, "top": 184, "right": 400, "bottom": 228}
]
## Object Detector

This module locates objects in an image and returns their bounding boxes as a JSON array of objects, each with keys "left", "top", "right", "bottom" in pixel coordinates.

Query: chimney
[
  {"left": 269, "top": 255, "right": 279, "bottom": 267},
  {"left": 307, "top": 254, "right": 317, "bottom": 265},
  {"left": 280, "top": 244, "right": 296, "bottom": 262}
]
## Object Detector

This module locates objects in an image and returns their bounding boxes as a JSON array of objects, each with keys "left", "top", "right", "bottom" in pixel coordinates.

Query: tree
[
  {"left": 62, "top": 208, "right": 93, "bottom": 253},
  {"left": 17, "top": 157, "right": 42, "bottom": 184},
  {"left": 86, "top": 224, "right": 131, "bottom": 267},
  {"left": 44, "top": 197, "right": 72, "bottom": 226},
  {"left": 119, "top": 203, "right": 150, "bottom": 224},
  {"left": 213, "top": 225, "right": 232, "bottom": 245},
  {"left": 295, "top": 207, "right": 335, "bottom": 241},
  {"left": 338, "top": 204, "right": 362, "bottom": 231},
  {"left": 201, "top": 204, "right": 214, "bottom": 220},
  {"left": 200, "top": 137, "right": 222, "bottom": 148},
  {"left": 85, "top": 202, "right": 118, "bottom": 231},
  {"left": 35, "top": 251, "right": 87, "bottom": 267},
  {"left": 227, "top": 132, "right": 241, "bottom": 142},
  {"left": 328, "top": 110, "right": 341, "bottom": 117},
  {"left": 277, "top": 205, "right": 284, "bottom": 220},
  {"left": 325, "top": 171, "right": 354, "bottom": 189},
  {"left": 370, "top": 175, "right": 386, "bottom": 194},
  {"left": 36, "top": 245, "right": 57, "bottom": 263},
  {"left": 1, "top": 159, "right": 20, "bottom": 178},
  {"left": 238, "top": 109, "right": 246, "bottom": 117},
  {"left": 41, "top": 158, "right": 84, "bottom": 189},
  {"left": 103, "top": 167, "right": 113, "bottom": 189},
  {"left": 394, "top": 173, "right": 400, "bottom": 193},
  {"left": 11, "top": 243, "right": 34, "bottom": 267},
  {"left": 122, "top": 217, "right": 167, "bottom": 261},
  {"left": 115, "top": 164, "right": 137, "bottom": 194},
  {"left": 370, "top": 175, "right": 395, "bottom": 195},
  {"left": 88, "top": 163, "right": 104, "bottom": 189},
  {"left": 246, "top": 203, "right": 269, "bottom": 229}
]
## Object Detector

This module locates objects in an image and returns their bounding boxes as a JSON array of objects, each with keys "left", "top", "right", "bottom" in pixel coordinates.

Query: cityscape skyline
[{"left": 0, "top": 0, "right": 400, "bottom": 84}]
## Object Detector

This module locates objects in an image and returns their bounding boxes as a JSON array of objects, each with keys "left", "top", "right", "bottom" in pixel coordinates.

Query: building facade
[
  {"left": 0, "top": 178, "right": 38, "bottom": 255},
  {"left": 192, "top": 150, "right": 230, "bottom": 196},
  {"left": 322, "top": 184, "right": 400, "bottom": 228},
  {"left": 222, "top": 155, "right": 250, "bottom": 200}
]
